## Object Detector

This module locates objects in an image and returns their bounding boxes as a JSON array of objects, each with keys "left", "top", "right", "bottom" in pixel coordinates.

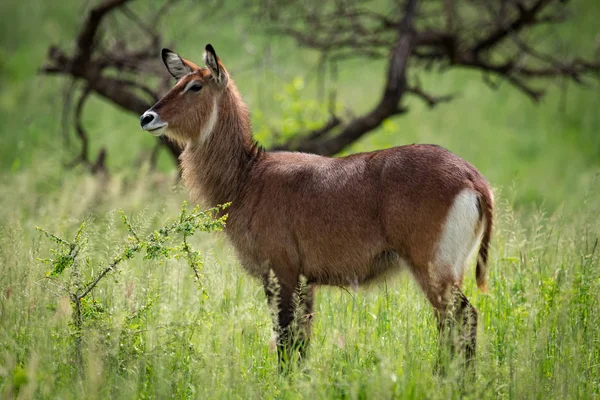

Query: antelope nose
[{"left": 140, "top": 111, "right": 156, "bottom": 128}]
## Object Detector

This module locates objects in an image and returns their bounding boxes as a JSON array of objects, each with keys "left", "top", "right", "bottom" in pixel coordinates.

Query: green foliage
[
  {"left": 0, "top": 170, "right": 598, "bottom": 398},
  {"left": 117, "top": 293, "right": 158, "bottom": 372},
  {"left": 253, "top": 76, "right": 334, "bottom": 148},
  {"left": 37, "top": 201, "right": 227, "bottom": 286},
  {"left": 30, "top": 201, "right": 227, "bottom": 378},
  {"left": 36, "top": 222, "right": 86, "bottom": 277}
]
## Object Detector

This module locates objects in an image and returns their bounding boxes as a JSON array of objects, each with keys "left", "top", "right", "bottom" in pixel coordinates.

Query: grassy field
[
  {"left": 1, "top": 0, "right": 600, "bottom": 398},
  {"left": 1, "top": 158, "right": 599, "bottom": 399}
]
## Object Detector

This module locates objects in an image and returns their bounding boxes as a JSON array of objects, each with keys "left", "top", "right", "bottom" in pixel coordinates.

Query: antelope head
[{"left": 140, "top": 44, "right": 229, "bottom": 145}]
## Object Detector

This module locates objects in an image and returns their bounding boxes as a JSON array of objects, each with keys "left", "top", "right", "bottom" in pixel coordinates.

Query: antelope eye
[
  {"left": 188, "top": 83, "right": 202, "bottom": 92},
  {"left": 183, "top": 81, "right": 203, "bottom": 94}
]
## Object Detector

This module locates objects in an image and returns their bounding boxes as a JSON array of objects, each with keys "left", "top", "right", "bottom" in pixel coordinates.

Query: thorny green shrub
[{"left": 35, "top": 202, "right": 228, "bottom": 373}]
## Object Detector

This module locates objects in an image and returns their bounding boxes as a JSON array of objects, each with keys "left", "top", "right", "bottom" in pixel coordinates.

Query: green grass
[
  {"left": 1, "top": 162, "right": 599, "bottom": 399},
  {"left": 1, "top": 0, "right": 600, "bottom": 397}
]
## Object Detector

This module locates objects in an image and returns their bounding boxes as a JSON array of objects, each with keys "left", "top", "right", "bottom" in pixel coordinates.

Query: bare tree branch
[
  {"left": 279, "top": 0, "right": 418, "bottom": 155},
  {"left": 407, "top": 86, "right": 455, "bottom": 107},
  {"left": 265, "top": 0, "right": 599, "bottom": 154},
  {"left": 41, "top": 0, "right": 182, "bottom": 171},
  {"left": 471, "top": 0, "right": 553, "bottom": 55},
  {"left": 73, "top": 86, "right": 92, "bottom": 165},
  {"left": 74, "top": 0, "right": 132, "bottom": 68},
  {"left": 65, "top": 85, "right": 108, "bottom": 173},
  {"left": 42, "top": 0, "right": 600, "bottom": 164}
]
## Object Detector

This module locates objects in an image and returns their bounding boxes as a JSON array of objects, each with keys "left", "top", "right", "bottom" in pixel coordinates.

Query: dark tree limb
[
  {"left": 272, "top": 116, "right": 342, "bottom": 152},
  {"left": 60, "top": 79, "right": 77, "bottom": 147},
  {"left": 277, "top": 0, "right": 418, "bottom": 155},
  {"left": 73, "top": 86, "right": 92, "bottom": 165},
  {"left": 407, "top": 86, "right": 455, "bottom": 108},
  {"left": 66, "top": 85, "right": 108, "bottom": 174},
  {"left": 74, "top": 0, "right": 131, "bottom": 66},
  {"left": 505, "top": 75, "right": 545, "bottom": 102},
  {"left": 305, "top": 117, "right": 342, "bottom": 141},
  {"left": 42, "top": 0, "right": 600, "bottom": 166},
  {"left": 41, "top": 0, "right": 182, "bottom": 173},
  {"left": 471, "top": 0, "right": 553, "bottom": 55},
  {"left": 263, "top": 0, "right": 600, "bottom": 155}
]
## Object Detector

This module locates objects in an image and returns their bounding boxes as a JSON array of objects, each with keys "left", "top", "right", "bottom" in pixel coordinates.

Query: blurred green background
[{"left": 1, "top": 0, "right": 598, "bottom": 209}]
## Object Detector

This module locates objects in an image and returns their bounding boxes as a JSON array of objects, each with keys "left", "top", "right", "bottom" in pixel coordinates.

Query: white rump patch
[
  {"left": 200, "top": 97, "right": 218, "bottom": 143},
  {"left": 436, "top": 190, "right": 484, "bottom": 281}
]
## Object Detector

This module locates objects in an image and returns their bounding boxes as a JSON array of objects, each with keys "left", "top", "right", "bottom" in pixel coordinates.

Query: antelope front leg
[{"left": 264, "top": 274, "right": 314, "bottom": 370}]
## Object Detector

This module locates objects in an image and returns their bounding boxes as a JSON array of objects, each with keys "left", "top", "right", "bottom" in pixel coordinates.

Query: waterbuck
[{"left": 140, "top": 44, "right": 493, "bottom": 368}]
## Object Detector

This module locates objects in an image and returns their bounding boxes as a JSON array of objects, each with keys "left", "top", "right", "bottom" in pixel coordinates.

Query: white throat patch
[{"left": 200, "top": 97, "right": 219, "bottom": 143}]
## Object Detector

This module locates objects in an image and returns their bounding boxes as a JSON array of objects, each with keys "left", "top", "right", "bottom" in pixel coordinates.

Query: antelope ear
[
  {"left": 161, "top": 48, "right": 193, "bottom": 80},
  {"left": 203, "top": 44, "right": 228, "bottom": 85}
]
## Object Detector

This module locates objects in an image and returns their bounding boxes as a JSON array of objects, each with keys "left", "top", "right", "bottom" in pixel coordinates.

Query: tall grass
[
  {"left": 1, "top": 0, "right": 600, "bottom": 397},
  {"left": 0, "top": 168, "right": 598, "bottom": 399}
]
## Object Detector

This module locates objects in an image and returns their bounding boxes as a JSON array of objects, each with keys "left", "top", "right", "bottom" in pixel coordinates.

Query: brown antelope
[{"left": 140, "top": 44, "right": 493, "bottom": 368}]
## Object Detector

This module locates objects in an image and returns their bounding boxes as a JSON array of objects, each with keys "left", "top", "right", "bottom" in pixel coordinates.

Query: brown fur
[{"left": 143, "top": 45, "right": 494, "bottom": 368}]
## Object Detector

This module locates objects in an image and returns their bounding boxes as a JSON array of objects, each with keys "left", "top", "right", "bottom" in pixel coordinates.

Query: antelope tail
[{"left": 476, "top": 191, "right": 494, "bottom": 292}]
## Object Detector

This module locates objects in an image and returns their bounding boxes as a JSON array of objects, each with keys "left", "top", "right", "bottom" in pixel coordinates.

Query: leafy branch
[{"left": 35, "top": 201, "right": 228, "bottom": 371}]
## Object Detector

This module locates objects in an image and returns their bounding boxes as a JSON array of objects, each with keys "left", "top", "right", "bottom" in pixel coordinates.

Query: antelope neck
[{"left": 181, "top": 85, "right": 257, "bottom": 208}]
